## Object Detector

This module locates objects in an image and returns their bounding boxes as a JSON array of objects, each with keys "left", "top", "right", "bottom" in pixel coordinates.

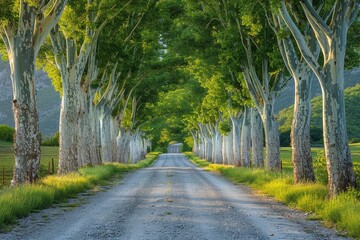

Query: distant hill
[
  {"left": 0, "top": 59, "right": 60, "bottom": 137},
  {"left": 0, "top": 54, "right": 359, "bottom": 138},
  {"left": 278, "top": 83, "right": 360, "bottom": 143},
  {"left": 275, "top": 68, "right": 360, "bottom": 113}
]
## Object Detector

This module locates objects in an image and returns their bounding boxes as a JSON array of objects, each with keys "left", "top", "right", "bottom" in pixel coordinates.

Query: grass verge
[
  {"left": 185, "top": 152, "right": 360, "bottom": 239},
  {"left": 0, "top": 152, "right": 160, "bottom": 231}
]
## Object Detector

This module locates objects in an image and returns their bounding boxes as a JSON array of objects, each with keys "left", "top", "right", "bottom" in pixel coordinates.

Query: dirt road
[{"left": 2, "top": 154, "right": 347, "bottom": 240}]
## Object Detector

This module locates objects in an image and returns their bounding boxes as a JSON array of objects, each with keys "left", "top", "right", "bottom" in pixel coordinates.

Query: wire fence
[{"left": 0, "top": 143, "right": 59, "bottom": 188}]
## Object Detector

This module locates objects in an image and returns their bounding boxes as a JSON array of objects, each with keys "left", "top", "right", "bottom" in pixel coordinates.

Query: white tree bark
[
  {"left": 222, "top": 135, "right": 228, "bottom": 164},
  {"left": 214, "top": 127, "right": 223, "bottom": 164},
  {"left": 58, "top": 67, "right": 81, "bottom": 172},
  {"left": 241, "top": 107, "right": 251, "bottom": 167},
  {"left": 117, "top": 129, "right": 130, "bottom": 163},
  {"left": 231, "top": 115, "right": 242, "bottom": 166},
  {"left": 251, "top": 108, "right": 264, "bottom": 168},
  {"left": 226, "top": 133, "right": 233, "bottom": 165},
  {"left": 263, "top": 102, "right": 281, "bottom": 170},
  {"left": 49, "top": 29, "right": 91, "bottom": 173},
  {"left": 0, "top": 0, "right": 67, "bottom": 185},
  {"left": 78, "top": 48, "right": 101, "bottom": 167},
  {"left": 99, "top": 114, "right": 112, "bottom": 163},
  {"left": 110, "top": 116, "right": 119, "bottom": 162}
]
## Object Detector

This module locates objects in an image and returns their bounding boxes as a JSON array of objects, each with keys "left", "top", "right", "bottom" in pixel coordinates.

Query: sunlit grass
[
  {"left": 41, "top": 174, "right": 90, "bottom": 200},
  {"left": 0, "top": 152, "right": 159, "bottom": 231},
  {"left": 0, "top": 185, "right": 55, "bottom": 226},
  {"left": 186, "top": 149, "right": 360, "bottom": 239}
]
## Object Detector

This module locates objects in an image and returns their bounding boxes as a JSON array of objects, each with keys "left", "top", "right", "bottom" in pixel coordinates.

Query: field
[
  {"left": 2, "top": 140, "right": 360, "bottom": 188},
  {"left": 0, "top": 141, "right": 59, "bottom": 187}
]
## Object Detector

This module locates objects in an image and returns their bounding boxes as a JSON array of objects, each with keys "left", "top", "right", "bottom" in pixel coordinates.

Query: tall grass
[
  {"left": 0, "top": 152, "right": 159, "bottom": 231},
  {"left": 186, "top": 152, "right": 360, "bottom": 239}
]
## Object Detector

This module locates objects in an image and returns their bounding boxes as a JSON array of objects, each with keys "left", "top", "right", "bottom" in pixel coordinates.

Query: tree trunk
[
  {"left": 193, "top": 137, "right": 198, "bottom": 155},
  {"left": 280, "top": 0, "right": 358, "bottom": 196},
  {"left": 78, "top": 91, "right": 92, "bottom": 167},
  {"left": 226, "top": 133, "right": 233, "bottom": 165},
  {"left": 214, "top": 129, "right": 223, "bottom": 164},
  {"left": 291, "top": 68, "right": 315, "bottom": 182},
  {"left": 231, "top": 116, "right": 242, "bottom": 166},
  {"left": 222, "top": 135, "right": 228, "bottom": 164},
  {"left": 110, "top": 117, "right": 119, "bottom": 162},
  {"left": 10, "top": 42, "right": 40, "bottom": 185},
  {"left": 90, "top": 100, "right": 101, "bottom": 165},
  {"left": 117, "top": 129, "right": 130, "bottom": 163},
  {"left": 263, "top": 102, "right": 281, "bottom": 171},
  {"left": 251, "top": 108, "right": 264, "bottom": 168},
  {"left": 100, "top": 114, "right": 112, "bottom": 163},
  {"left": 58, "top": 70, "right": 81, "bottom": 173},
  {"left": 322, "top": 62, "right": 356, "bottom": 195},
  {"left": 206, "top": 138, "right": 212, "bottom": 162},
  {"left": 241, "top": 107, "right": 251, "bottom": 167}
]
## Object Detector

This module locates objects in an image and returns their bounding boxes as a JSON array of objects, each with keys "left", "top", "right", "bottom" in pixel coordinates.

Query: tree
[
  {"left": 0, "top": 0, "right": 67, "bottom": 185},
  {"left": 269, "top": 2, "right": 318, "bottom": 182},
  {"left": 231, "top": 2, "right": 289, "bottom": 171},
  {"left": 48, "top": 0, "right": 123, "bottom": 172},
  {"left": 279, "top": 0, "right": 358, "bottom": 196}
]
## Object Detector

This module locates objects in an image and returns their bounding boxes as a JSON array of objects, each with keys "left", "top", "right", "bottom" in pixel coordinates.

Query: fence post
[{"left": 52, "top": 158, "right": 55, "bottom": 174}]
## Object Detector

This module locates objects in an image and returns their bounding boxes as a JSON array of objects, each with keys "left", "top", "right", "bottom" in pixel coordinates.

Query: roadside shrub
[
  {"left": 41, "top": 131, "right": 59, "bottom": 146},
  {"left": 0, "top": 125, "right": 14, "bottom": 142},
  {"left": 313, "top": 149, "right": 328, "bottom": 184}
]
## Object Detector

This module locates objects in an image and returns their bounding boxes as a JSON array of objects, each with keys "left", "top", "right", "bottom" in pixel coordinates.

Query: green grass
[
  {"left": 185, "top": 146, "right": 360, "bottom": 239},
  {"left": 0, "top": 140, "right": 59, "bottom": 187},
  {"left": 0, "top": 152, "right": 159, "bottom": 231}
]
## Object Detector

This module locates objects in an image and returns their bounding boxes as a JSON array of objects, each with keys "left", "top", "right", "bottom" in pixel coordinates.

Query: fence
[{"left": 0, "top": 142, "right": 59, "bottom": 188}]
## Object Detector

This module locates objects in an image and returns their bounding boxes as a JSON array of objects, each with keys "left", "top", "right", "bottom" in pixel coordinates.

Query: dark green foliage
[
  {"left": 310, "top": 127, "right": 323, "bottom": 144},
  {"left": 280, "top": 129, "right": 291, "bottom": 147},
  {"left": 41, "top": 132, "right": 59, "bottom": 146},
  {"left": 0, "top": 125, "right": 14, "bottom": 142},
  {"left": 279, "top": 127, "right": 323, "bottom": 147},
  {"left": 219, "top": 121, "right": 232, "bottom": 135}
]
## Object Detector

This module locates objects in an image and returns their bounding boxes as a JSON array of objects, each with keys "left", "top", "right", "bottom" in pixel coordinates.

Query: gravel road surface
[{"left": 2, "top": 153, "right": 348, "bottom": 240}]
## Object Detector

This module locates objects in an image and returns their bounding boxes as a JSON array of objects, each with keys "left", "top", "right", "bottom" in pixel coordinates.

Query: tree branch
[
  {"left": 348, "top": 0, "right": 360, "bottom": 25},
  {"left": 300, "top": 0, "right": 331, "bottom": 37},
  {"left": 49, "top": 26, "right": 67, "bottom": 79},
  {"left": 280, "top": 1, "right": 324, "bottom": 85},
  {"left": 33, "top": 0, "right": 68, "bottom": 56}
]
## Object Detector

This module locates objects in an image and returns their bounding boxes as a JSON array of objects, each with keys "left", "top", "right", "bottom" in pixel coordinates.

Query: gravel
[{"left": 1, "top": 154, "right": 350, "bottom": 240}]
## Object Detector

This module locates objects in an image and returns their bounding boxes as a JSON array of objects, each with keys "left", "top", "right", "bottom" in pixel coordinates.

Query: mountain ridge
[{"left": 0, "top": 59, "right": 60, "bottom": 137}]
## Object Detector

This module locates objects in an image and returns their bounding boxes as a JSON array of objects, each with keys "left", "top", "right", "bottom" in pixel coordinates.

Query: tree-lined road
[{"left": 3, "top": 154, "right": 346, "bottom": 240}]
